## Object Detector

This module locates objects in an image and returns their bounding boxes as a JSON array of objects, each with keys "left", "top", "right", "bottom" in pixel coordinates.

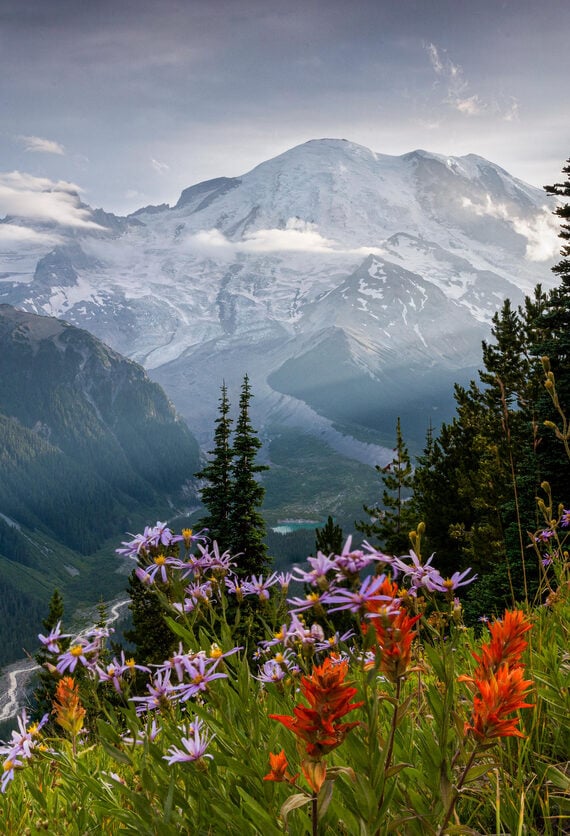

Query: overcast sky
[{"left": 1, "top": 0, "right": 569, "bottom": 215}]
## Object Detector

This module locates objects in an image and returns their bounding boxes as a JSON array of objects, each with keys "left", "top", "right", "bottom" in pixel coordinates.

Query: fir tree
[
  {"left": 195, "top": 382, "right": 234, "bottom": 549},
  {"left": 228, "top": 374, "right": 269, "bottom": 577},
  {"left": 356, "top": 418, "right": 415, "bottom": 555},
  {"left": 32, "top": 589, "right": 66, "bottom": 723},
  {"left": 315, "top": 516, "right": 344, "bottom": 556}
]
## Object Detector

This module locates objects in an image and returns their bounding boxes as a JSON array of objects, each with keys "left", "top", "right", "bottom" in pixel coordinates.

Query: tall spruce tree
[
  {"left": 530, "top": 160, "right": 570, "bottom": 499},
  {"left": 32, "top": 588, "right": 66, "bottom": 722},
  {"left": 356, "top": 418, "right": 415, "bottom": 555},
  {"left": 195, "top": 382, "right": 234, "bottom": 549},
  {"left": 315, "top": 515, "right": 344, "bottom": 556},
  {"left": 228, "top": 375, "right": 269, "bottom": 577}
]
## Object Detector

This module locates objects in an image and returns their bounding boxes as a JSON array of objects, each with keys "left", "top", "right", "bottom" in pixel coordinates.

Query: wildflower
[
  {"left": 465, "top": 665, "right": 534, "bottom": 740},
  {"left": 323, "top": 573, "right": 395, "bottom": 615},
  {"left": 287, "top": 590, "right": 331, "bottom": 615},
  {"left": 469, "top": 610, "right": 532, "bottom": 679},
  {"left": 1, "top": 755, "right": 23, "bottom": 793},
  {"left": 38, "top": 621, "right": 71, "bottom": 654},
  {"left": 163, "top": 717, "right": 214, "bottom": 764},
  {"left": 392, "top": 550, "right": 444, "bottom": 593},
  {"left": 276, "top": 571, "right": 293, "bottom": 593},
  {"left": 291, "top": 552, "right": 337, "bottom": 588},
  {"left": 561, "top": 509, "right": 570, "bottom": 528},
  {"left": 53, "top": 677, "right": 86, "bottom": 737},
  {"left": 56, "top": 639, "right": 98, "bottom": 674},
  {"left": 242, "top": 573, "right": 278, "bottom": 601},
  {"left": 263, "top": 749, "right": 298, "bottom": 783},
  {"left": 130, "top": 669, "right": 177, "bottom": 715},
  {"left": 433, "top": 567, "right": 478, "bottom": 594},
  {"left": 269, "top": 656, "right": 363, "bottom": 759},
  {"left": 333, "top": 536, "right": 390, "bottom": 579},
  {"left": 364, "top": 584, "right": 421, "bottom": 682},
  {"left": 173, "top": 656, "right": 228, "bottom": 702}
]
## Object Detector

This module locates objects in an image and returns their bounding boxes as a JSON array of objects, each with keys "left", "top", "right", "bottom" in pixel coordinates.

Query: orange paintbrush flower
[
  {"left": 269, "top": 656, "right": 363, "bottom": 759},
  {"left": 364, "top": 602, "right": 421, "bottom": 682},
  {"left": 465, "top": 664, "right": 534, "bottom": 740},
  {"left": 263, "top": 749, "right": 298, "bottom": 783},
  {"left": 53, "top": 676, "right": 86, "bottom": 737},
  {"left": 471, "top": 610, "right": 532, "bottom": 678}
]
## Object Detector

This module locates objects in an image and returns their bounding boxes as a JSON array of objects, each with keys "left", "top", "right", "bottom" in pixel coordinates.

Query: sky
[{"left": 1, "top": 0, "right": 569, "bottom": 216}]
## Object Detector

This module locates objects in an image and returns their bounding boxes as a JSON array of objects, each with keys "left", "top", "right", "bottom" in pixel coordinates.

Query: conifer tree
[
  {"left": 356, "top": 418, "right": 414, "bottom": 555},
  {"left": 315, "top": 515, "right": 344, "bottom": 556},
  {"left": 228, "top": 375, "right": 269, "bottom": 577},
  {"left": 32, "top": 589, "right": 66, "bottom": 723},
  {"left": 195, "top": 382, "right": 234, "bottom": 549}
]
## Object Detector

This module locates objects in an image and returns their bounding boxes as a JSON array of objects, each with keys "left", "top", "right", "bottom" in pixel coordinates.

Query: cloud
[
  {"left": 426, "top": 42, "right": 521, "bottom": 123},
  {"left": 455, "top": 95, "right": 486, "bottom": 117},
  {"left": 185, "top": 218, "right": 385, "bottom": 257},
  {"left": 17, "top": 135, "right": 65, "bottom": 155},
  {"left": 151, "top": 158, "right": 170, "bottom": 173},
  {"left": 0, "top": 171, "right": 104, "bottom": 229},
  {"left": 462, "top": 195, "right": 560, "bottom": 261},
  {"left": 0, "top": 223, "right": 60, "bottom": 246}
]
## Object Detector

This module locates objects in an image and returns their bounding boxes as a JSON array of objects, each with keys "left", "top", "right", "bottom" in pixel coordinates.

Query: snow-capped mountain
[{"left": 0, "top": 139, "right": 558, "bottom": 460}]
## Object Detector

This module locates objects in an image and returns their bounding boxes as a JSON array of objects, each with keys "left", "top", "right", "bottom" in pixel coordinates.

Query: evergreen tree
[
  {"left": 123, "top": 570, "right": 178, "bottom": 675},
  {"left": 530, "top": 161, "right": 570, "bottom": 499},
  {"left": 228, "top": 375, "right": 269, "bottom": 577},
  {"left": 195, "top": 382, "right": 234, "bottom": 549},
  {"left": 32, "top": 589, "right": 66, "bottom": 723},
  {"left": 356, "top": 418, "right": 415, "bottom": 555},
  {"left": 315, "top": 515, "right": 344, "bottom": 556}
]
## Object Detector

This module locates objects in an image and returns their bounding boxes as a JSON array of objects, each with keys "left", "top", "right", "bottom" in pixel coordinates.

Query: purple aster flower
[
  {"left": 225, "top": 576, "right": 245, "bottom": 601},
  {"left": 255, "top": 659, "right": 289, "bottom": 683},
  {"left": 323, "top": 573, "right": 394, "bottom": 614},
  {"left": 38, "top": 621, "right": 71, "bottom": 654},
  {"left": 291, "top": 552, "right": 337, "bottom": 587},
  {"left": 242, "top": 573, "right": 278, "bottom": 601},
  {"left": 561, "top": 509, "right": 570, "bottom": 528},
  {"left": 430, "top": 567, "right": 478, "bottom": 594},
  {"left": 392, "top": 551, "right": 444, "bottom": 593},
  {"left": 163, "top": 718, "right": 214, "bottom": 765},
  {"left": 56, "top": 639, "right": 99, "bottom": 674},
  {"left": 173, "top": 656, "right": 228, "bottom": 702},
  {"left": 122, "top": 719, "right": 162, "bottom": 746},
  {"left": 287, "top": 590, "right": 332, "bottom": 614},
  {"left": 1, "top": 754, "right": 23, "bottom": 793},
  {"left": 195, "top": 541, "right": 236, "bottom": 574},
  {"left": 130, "top": 669, "right": 177, "bottom": 715},
  {"left": 535, "top": 530, "right": 555, "bottom": 543},
  {"left": 275, "top": 571, "right": 293, "bottom": 592},
  {"left": 314, "top": 629, "right": 355, "bottom": 652},
  {"left": 542, "top": 556, "right": 553, "bottom": 568}
]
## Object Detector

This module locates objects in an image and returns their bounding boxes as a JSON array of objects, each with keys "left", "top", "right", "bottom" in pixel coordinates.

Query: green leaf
[
  {"left": 280, "top": 792, "right": 312, "bottom": 823},
  {"left": 100, "top": 739, "right": 133, "bottom": 766},
  {"left": 327, "top": 765, "right": 356, "bottom": 781},
  {"left": 384, "top": 762, "right": 413, "bottom": 779}
]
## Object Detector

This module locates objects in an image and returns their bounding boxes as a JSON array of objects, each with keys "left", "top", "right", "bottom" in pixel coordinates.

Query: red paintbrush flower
[
  {"left": 471, "top": 610, "right": 532, "bottom": 679},
  {"left": 465, "top": 664, "right": 534, "bottom": 740},
  {"left": 263, "top": 749, "right": 298, "bottom": 783},
  {"left": 269, "top": 656, "right": 363, "bottom": 759},
  {"left": 364, "top": 591, "right": 421, "bottom": 682}
]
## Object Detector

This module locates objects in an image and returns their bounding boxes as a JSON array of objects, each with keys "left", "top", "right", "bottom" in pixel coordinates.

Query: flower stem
[
  {"left": 437, "top": 745, "right": 479, "bottom": 835},
  {"left": 311, "top": 791, "right": 318, "bottom": 836}
]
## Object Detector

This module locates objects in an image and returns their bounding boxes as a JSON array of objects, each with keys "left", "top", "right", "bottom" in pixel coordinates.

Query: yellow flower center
[
  {"left": 27, "top": 723, "right": 39, "bottom": 735},
  {"left": 210, "top": 644, "right": 223, "bottom": 659},
  {"left": 3, "top": 760, "right": 14, "bottom": 772},
  {"left": 126, "top": 658, "right": 136, "bottom": 667},
  {"left": 70, "top": 645, "right": 83, "bottom": 657},
  {"left": 154, "top": 555, "right": 166, "bottom": 566}
]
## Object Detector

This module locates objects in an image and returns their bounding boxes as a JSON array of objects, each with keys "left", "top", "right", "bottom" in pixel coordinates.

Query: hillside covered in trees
[{"left": 0, "top": 305, "right": 200, "bottom": 667}]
